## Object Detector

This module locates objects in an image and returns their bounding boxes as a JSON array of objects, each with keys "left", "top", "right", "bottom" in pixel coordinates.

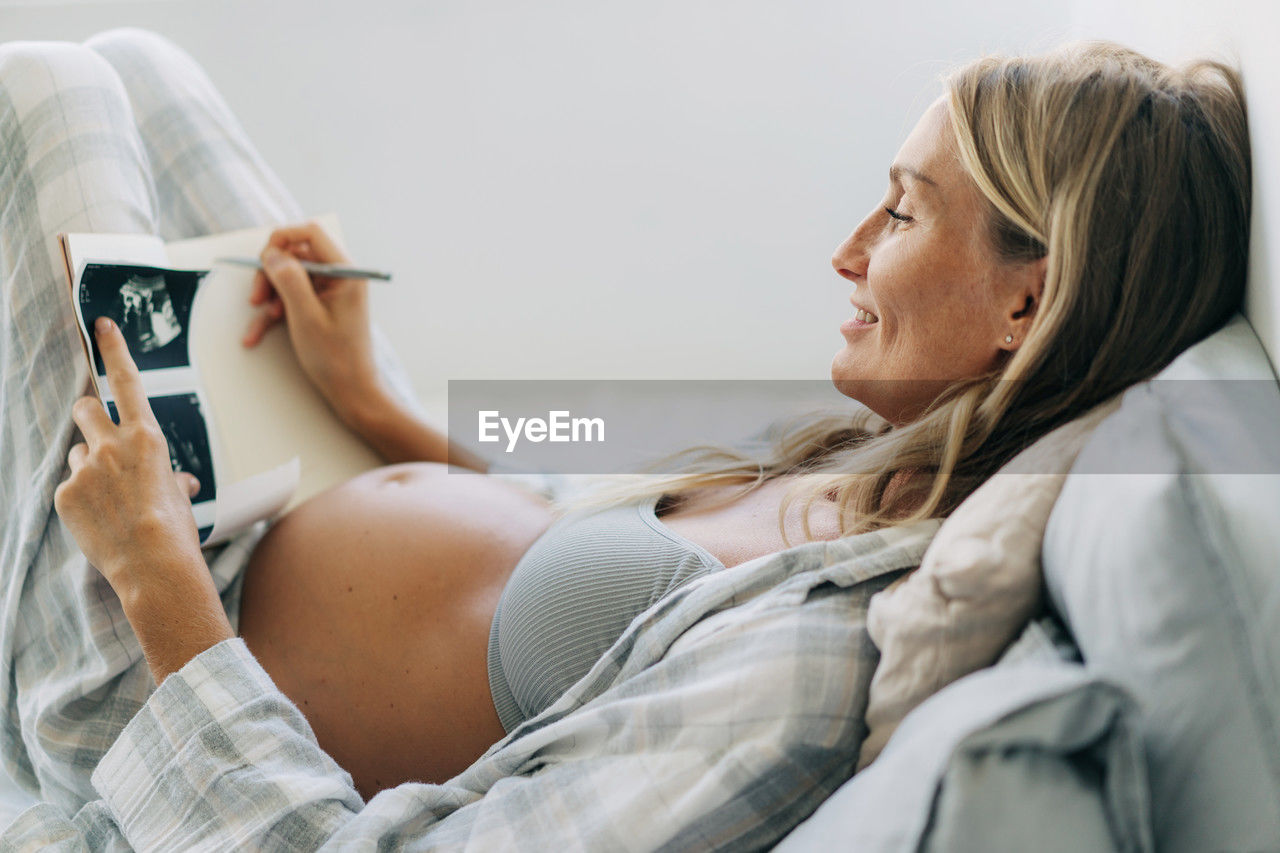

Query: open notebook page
[{"left": 166, "top": 212, "right": 382, "bottom": 511}]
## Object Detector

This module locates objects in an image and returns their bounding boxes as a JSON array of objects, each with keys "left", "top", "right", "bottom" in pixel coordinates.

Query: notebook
[{"left": 59, "top": 212, "right": 382, "bottom": 546}]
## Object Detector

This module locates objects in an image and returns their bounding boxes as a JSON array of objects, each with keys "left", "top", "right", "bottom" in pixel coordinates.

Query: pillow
[
  {"left": 1042, "top": 312, "right": 1280, "bottom": 851},
  {"left": 776, "top": 616, "right": 1152, "bottom": 852},
  {"left": 857, "top": 393, "right": 1120, "bottom": 769}
]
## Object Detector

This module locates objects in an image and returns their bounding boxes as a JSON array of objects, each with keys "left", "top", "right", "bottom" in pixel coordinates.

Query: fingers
[
  {"left": 174, "top": 471, "right": 201, "bottom": 499},
  {"left": 93, "top": 317, "right": 152, "bottom": 424},
  {"left": 249, "top": 270, "right": 272, "bottom": 306},
  {"left": 68, "top": 442, "right": 88, "bottom": 473},
  {"left": 246, "top": 271, "right": 285, "bottom": 347},
  {"left": 249, "top": 220, "right": 351, "bottom": 315},
  {"left": 266, "top": 221, "right": 350, "bottom": 264},
  {"left": 249, "top": 273, "right": 293, "bottom": 309},
  {"left": 245, "top": 221, "right": 360, "bottom": 348},
  {"left": 242, "top": 308, "right": 281, "bottom": 348},
  {"left": 274, "top": 238, "right": 317, "bottom": 261},
  {"left": 258, "top": 246, "right": 326, "bottom": 328},
  {"left": 71, "top": 396, "right": 113, "bottom": 445}
]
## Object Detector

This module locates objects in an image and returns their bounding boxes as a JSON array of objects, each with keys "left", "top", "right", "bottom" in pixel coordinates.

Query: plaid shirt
[
  {"left": 3, "top": 520, "right": 938, "bottom": 851},
  {"left": 0, "top": 28, "right": 941, "bottom": 852}
]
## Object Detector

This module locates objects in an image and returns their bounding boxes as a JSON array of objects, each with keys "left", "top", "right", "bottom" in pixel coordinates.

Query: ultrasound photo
[
  {"left": 79, "top": 263, "right": 209, "bottom": 375},
  {"left": 106, "top": 392, "right": 217, "bottom": 505}
]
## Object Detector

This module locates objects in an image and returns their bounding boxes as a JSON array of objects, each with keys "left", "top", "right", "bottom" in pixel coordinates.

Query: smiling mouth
[
  {"left": 840, "top": 311, "right": 879, "bottom": 335},
  {"left": 841, "top": 292, "right": 879, "bottom": 335},
  {"left": 848, "top": 291, "right": 879, "bottom": 325}
]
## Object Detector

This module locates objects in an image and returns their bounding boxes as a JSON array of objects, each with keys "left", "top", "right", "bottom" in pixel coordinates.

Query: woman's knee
[
  {"left": 83, "top": 26, "right": 184, "bottom": 68},
  {"left": 83, "top": 27, "right": 210, "bottom": 100},
  {"left": 0, "top": 40, "right": 131, "bottom": 124},
  {"left": 0, "top": 39, "right": 156, "bottom": 254}
]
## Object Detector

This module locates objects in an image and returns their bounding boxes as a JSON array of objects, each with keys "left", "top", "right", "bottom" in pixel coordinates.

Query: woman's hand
[
  {"left": 241, "top": 221, "right": 383, "bottom": 427},
  {"left": 56, "top": 317, "right": 203, "bottom": 591},
  {"left": 238, "top": 220, "right": 491, "bottom": 472},
  {"left": 55, "top": 317, "right": 232, "bottom": 683}
]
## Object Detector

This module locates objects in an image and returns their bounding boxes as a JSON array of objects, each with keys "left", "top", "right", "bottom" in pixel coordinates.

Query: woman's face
[{"left": 830, "top": 97, "right": 1043, "bottom": 426}]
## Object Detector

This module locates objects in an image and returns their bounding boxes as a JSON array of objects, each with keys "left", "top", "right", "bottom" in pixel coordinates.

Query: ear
[{"left": 1003, "top": 255, "right": 1046, "bottom": 346}]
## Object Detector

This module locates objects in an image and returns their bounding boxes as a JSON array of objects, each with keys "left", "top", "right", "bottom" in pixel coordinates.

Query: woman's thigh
[
  {"left": 0, "top": 39, "right": 171, "bottom": 812},
  {"left": 0, "top": 38, "right": 158, "bottom": 529},
  {"left": 84, "top": 27, "right": 304, "bottom": 240}
]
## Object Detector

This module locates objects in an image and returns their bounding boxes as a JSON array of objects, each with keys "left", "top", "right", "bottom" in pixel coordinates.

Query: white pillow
[
  {"left": 1043, "top": 313, "right": 1280, "bottom": 851},
  {"left": 857, "top": 394, "right": 1120, "bottom": 769}
]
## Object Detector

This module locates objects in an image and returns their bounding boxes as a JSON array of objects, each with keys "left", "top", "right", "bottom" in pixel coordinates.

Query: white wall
[
  {"left": 2, "top": 1, "right": 1072, "bottom": 406},
  {"left": 1068, "top": 0, "right": 1280, "bottom": 372}
]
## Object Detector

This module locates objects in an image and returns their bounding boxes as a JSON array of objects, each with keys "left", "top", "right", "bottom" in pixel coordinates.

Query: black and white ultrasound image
[
  {"left": 79, "top": 263, "right": 208, "bottom": 375},
  {"left": 105, "top": 393, "right": 217, "bottom": 505}
]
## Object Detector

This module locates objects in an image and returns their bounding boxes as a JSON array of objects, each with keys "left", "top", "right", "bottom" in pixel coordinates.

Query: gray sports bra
[{"left": 486, "top": 494, "right": 724, "bottom": 733}]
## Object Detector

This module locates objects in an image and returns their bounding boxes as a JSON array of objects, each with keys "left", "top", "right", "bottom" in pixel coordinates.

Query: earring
[{"left": 1004, "top": 334, "right": 1014, "bottom": 344}]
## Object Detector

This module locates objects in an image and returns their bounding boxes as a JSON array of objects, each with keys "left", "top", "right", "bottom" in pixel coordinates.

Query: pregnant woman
[{"left": 0, "top": 28, "right": 1249, "bottom": 849}]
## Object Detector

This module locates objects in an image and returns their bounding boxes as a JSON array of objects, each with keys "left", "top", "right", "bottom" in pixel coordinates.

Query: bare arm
[
  {"left": 56, "top": 317, "right": 232, "bottom": 685},
  {"left": 241, "top": 221, "right": 488, "bottom": 473},
  {"left": 339, "top": 382, "right": 490, "bottom": 472}
]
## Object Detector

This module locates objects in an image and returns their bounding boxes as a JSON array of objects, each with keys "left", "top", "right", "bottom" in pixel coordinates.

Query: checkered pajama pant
[{"left": 0, "top": 27, "right": 377, "bottom": 817}]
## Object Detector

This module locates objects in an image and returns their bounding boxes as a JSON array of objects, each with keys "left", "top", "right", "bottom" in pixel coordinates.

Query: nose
[{"left": 831, "top": 210, "right": 875, "bottom": 284}]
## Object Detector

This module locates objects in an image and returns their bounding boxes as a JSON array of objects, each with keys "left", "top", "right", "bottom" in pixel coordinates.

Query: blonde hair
[{"left": 559, "top": 40, "right": 1251, "bottom": 540}]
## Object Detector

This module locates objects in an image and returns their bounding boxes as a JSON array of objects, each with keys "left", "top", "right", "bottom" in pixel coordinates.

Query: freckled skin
[{"left": 829, "top": 97, "right": 1044, "bottom": 426}]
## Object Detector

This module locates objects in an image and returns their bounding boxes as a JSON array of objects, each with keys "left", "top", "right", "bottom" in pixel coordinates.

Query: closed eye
[{"left": 884, "top": 206, "right": 912, "bottom": 223}]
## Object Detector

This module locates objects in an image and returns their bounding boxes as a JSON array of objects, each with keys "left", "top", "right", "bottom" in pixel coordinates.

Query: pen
[{"left": 214, "top": 256, "right": 393, "bottom": 281}]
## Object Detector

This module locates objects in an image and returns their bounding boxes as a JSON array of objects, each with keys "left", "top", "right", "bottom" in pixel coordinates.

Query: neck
[{"left": 881, "top": 467, "right": 930, "bottom": 518}]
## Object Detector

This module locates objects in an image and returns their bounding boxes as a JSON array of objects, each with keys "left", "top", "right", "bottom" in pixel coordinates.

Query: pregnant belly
[{"left": 238, "top": 462, "right": 555, "bottom": 795}]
